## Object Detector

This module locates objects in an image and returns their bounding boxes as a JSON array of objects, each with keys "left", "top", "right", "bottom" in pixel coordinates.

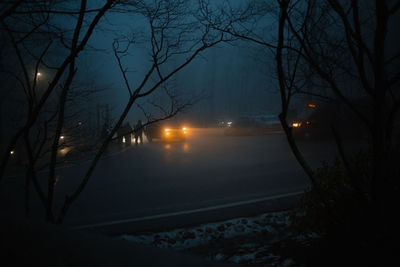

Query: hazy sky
[{"left": 77, "top": 1, "right": 280, "bottom": 124}]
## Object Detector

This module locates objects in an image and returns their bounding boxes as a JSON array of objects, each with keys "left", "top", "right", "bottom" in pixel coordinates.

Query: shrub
[{"left": 287, "top": 146, "right": 400, "bottom": 266}]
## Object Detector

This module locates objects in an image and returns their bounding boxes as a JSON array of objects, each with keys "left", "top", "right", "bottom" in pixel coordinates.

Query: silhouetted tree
[
  {"left": 57, "top": 0, "right": 228, "bottom": 223},
  {"left": 200, "top": 0, "right": 400, "bottom": 262},
  {"left": 0, "top": 0, "right": 228, "bottom": 223}
]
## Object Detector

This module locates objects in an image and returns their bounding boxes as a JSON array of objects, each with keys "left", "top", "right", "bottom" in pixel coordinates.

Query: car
[
  {"left": 290, "top": 118, "right": 318, "bottom": 139},
  {"left": 216, "top": 119, "right": 233, "bottom": 128},
  {"left": 290, "top": 102, "right": 356, "bottom": 140},
  {"left": 145, "top": 121, "right": 188, "bottom": 142},
  {"left": 224, "top": 117, "right": 271, "bottom": 136}
]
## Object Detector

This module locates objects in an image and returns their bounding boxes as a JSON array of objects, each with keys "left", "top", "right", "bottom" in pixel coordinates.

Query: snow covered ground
[{"left": 119, "top": 211, "right": 298, "bottom": 266}]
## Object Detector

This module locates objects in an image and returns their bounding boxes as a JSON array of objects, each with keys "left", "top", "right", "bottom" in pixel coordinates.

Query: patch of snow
[
  {"left": 120, "top": 210, "right": 295, "bottom": 265},
  {"left": 120, "top": 210, "right": 291, "bottom": 250}
]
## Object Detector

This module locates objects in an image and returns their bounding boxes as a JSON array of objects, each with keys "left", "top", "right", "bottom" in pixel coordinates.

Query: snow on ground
[{"left": 119, "top": 211, "right": 296, "bottom": 266}]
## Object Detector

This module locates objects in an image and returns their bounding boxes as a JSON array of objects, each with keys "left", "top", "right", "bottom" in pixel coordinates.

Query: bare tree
[
  {"left": 0, "top": 0, "right": 117, "bottom": 182},
  {"left": 279, "top": 0, "right": 400, "bottom": 213},
  {"left": 199, "top": 0, "right": 400, "bottom": 249},
  {"left": 57, "top": 0, "right": 227, "bottom": 223},
  {"left": 0, "top": 0, "right": 120, "bottom": 223},
  {"left": 0, "top": 0, "right": 227, "bottom": 223}
]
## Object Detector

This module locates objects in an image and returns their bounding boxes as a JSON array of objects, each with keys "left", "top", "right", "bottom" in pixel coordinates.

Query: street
[{"left": 1, "top": 128, "right": 338, "bottom": 232}]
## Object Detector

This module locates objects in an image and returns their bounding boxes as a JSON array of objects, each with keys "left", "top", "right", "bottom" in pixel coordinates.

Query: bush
[{"left": 286, "top": 147, "right": 400, "bottom": 266}]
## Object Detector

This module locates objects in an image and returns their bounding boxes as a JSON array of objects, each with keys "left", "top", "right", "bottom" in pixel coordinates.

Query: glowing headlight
[{"left": 292, "top": 122, "right": 302, "bottom": 128}]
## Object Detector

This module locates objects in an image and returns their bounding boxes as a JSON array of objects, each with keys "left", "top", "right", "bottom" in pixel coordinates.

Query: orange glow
[
  {"left": 292, "top": 122, "right": 302, "bottom": 128},
  {"left": 183, "top": 143, "right": 189, "bottom": 152},
  {"left": 59, "top": 147, "right": 71, "bottom": 156},
  {"left": 308, "top": 104, "right": 316, "bottom": 108}
]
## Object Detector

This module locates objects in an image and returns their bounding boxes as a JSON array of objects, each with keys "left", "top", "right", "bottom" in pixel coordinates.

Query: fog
[{"left": 81, "top": 11, "right": 280, "bottom": 125}]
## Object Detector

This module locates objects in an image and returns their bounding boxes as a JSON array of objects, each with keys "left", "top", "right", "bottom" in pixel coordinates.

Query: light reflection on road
[
  {"left": 163, "top": 142, "right": 190, "bottom": 152},
  {"left": 161, "top": 141, "right": 192, "bottom": 163}
]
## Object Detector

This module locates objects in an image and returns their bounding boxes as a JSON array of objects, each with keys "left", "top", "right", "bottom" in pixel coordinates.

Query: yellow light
[
  {"left": 292, "top": 122, "right": 302, "bottom": 128},
  {"left": 60, "top": 135, "right": 65, "bottom": 140},
  {"left": 37, "top": 72, "right": 41, "bottom": 76},
  {"left": 165, "top": 132, "right": 170, "bottom": 136},
  {"left": 10, "top": 150, "right": 15, "bottom": 155},
  {"left": 122, "top": 136, "right": 126, "bottom": 143},
  {"left": 182, "top": 127, "right": 187, "bottom": 131},
  {"left": 165, "top": 128, "right": 170, "bottom": 132},
  {"left": 184, "top": 131, "right": 187, "bottom": 134},
  {"left": 308, "top": 104, "right": 316, "bottom": 108}
]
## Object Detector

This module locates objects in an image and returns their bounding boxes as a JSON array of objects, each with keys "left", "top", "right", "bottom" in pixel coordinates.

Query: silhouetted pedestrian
[{"left": 134, "top": 120, "right": 143, "bottom": 145}]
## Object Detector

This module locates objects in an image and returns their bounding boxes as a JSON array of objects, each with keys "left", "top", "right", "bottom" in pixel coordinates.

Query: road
[{"left": 0, "top": 128, "right": 339, "bottom": 232}]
